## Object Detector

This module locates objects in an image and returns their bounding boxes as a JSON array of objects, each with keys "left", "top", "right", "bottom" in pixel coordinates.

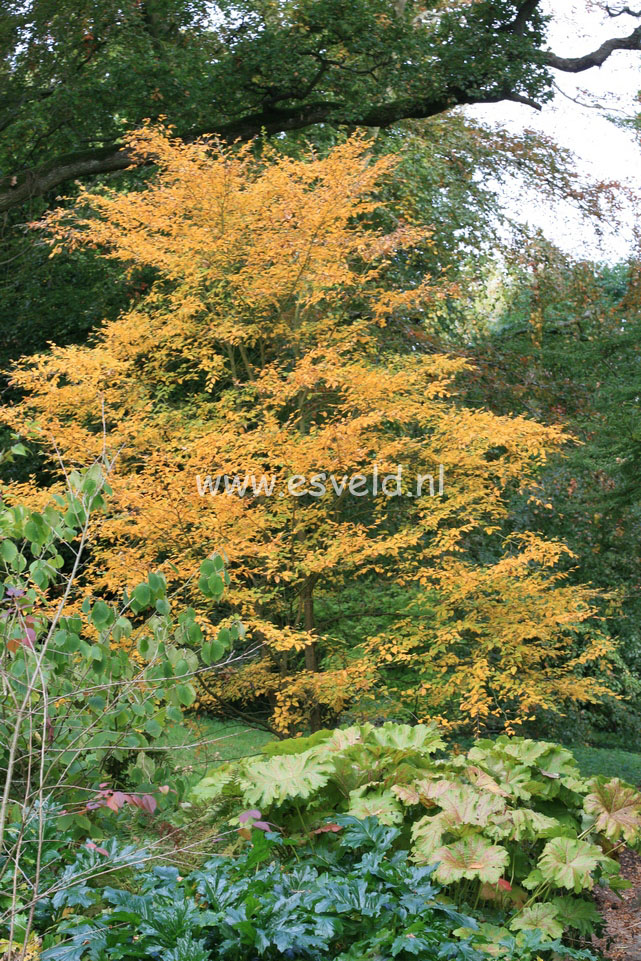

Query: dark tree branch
[
  {"left": 2, "top": 7, "right": 641, "bottom": 215},
  {"left": 0, "top": 87, "right": 544, "bottom": 214},
  {"left": 503, "top": 0, "right": 543, "bottom": 35},
  {"left": 543, "top": 23, "right": 641, "bottom": 71},
  {"left": 605, "top": 5, "right": 641, "bottom": 17}
]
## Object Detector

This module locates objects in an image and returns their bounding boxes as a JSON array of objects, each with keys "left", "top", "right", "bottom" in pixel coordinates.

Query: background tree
[
  {"left": 2, "top": 128, "right": 617, "bottom": 734},
  {"left": 450, "top": 238, "right": 641, "bottom": 741},
  {"left": 2, "top": 0, "right": 641, "bottom": 212}
]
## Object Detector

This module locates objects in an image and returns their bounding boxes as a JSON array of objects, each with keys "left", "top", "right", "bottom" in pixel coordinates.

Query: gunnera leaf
[
  {"left": 551, "top": 895, "right": 601, "bottom": 934},
  {"left": 584, "top": 777, "right": 641, "bottom": 843},
  {"left": 368, "top": 721, "right": 445, "bottom": 754},
  {"left": 437, "top": 785, "right": 507, "bottom": 828},
  {"left": 509, "top": 902, "right": 564, "bottom": 940},
  {"left": 239, "top": 749, "right": 335, "bottom": 806},
  {"left": 347, "top": 788, "right": 404, "bottom": 825},
  {"left": 411, "top": 813, "right": 448, "bottom": 863},
  {"left": 536, "top": 837, "right": 604, "bottom": 893},
  {"left": 432, "top": 836, "right": 509, "bottom": 885}
]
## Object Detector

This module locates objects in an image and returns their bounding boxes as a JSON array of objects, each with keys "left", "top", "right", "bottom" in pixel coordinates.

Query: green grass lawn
[
  {"left": 161, "top": 716, "right": 273, "bottom": 780},
  {"left": 570, "top": 744, "right": 641, "bottom": 785},
  {"left": 159, "top": 716, "right": 641, "bottom": 788}
]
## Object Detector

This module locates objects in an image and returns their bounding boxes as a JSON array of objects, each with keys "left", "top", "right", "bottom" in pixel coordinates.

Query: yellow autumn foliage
[{"left": 2, "top": 126, "right": 615, "bottom": 733}]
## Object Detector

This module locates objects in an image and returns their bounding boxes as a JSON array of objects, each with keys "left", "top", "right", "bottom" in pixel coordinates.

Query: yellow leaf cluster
[{"left": 3, "top": 126, "right": 616, "bottom": 733}]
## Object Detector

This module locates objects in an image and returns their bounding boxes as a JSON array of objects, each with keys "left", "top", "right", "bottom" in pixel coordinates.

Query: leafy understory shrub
[
  {"left": 192, "top": 722, "right": 641, "bottom": 948},
  {"left": 39, "top": 815, "right": 595, "bottom": 961},
  {"left": 0, "top": 461, "right": 241, "bottom": 949}
]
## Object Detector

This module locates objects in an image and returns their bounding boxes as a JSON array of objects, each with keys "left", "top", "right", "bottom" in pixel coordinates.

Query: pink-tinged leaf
[
  {"left": 158, "top": 785, "right": 170, "bottom": 794},
  {"left": 105, "top": 795, "right": 120, "bottom": 812},
  {"left": 128, "top": 795, "right": 144, "bottom": 810},
  {"left": 86, "top": 842, "right": 109, "bottom": 856},
  {"left": 498, "top": 878, "right": 512, "bottom": 891},
  {"left": 86, "top": 802, "right": 101, "bottom": 810},
  {"left": 140, "top": 794, "right": 157, "bottom": 815},
  {"left": 20, "top": 628, "right": 35, "bottom": 650},
  {"left": 251, "top": 820, "right": 272, "bottom": 832},
  {"left": 238, "top": 809, "right": 262, "bottom": 824},
  {"left": 312, "top": 823, "right": 343, "bottom": 835},
  {"left": 99, "top": 782, "right": 110, "bottom": 789},
  {"left": 111, "top": 791, "right": 129, "bottom": 810}
]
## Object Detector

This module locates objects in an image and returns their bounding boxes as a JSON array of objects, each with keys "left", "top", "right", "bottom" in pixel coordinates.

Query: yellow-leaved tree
[{"left": 3, "top": 126, "right": 615, "bottom": 733}]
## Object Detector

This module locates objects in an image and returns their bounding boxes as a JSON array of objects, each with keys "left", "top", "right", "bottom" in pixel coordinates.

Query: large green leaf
[
  {"left": 325, "top": 725, "right": 373, "bottom": 751},
  {"left": 551, "top": 895, "right": 601, "bottom": 934},
  {"left": 437, "top": 785, "right": 507, "bottom": 828},
  {"left": 584, "top": 777, "right": 641, "bottom": 843},
  {"left": 411, "top": 813, "right": 448, "bottom": 863},
  {"left": 536, "top": 837, "right": 605, "bottom": 893},
  {"left": 347, "top": 788, "right": 404, "bottom": 826},
  {"left": 509, "top": 902, "right": 563, "bottom": 940},
  {"left": 500, "top": 738, "right": 551, "bottom": 766},
  {"left": 506, "top": 808, "right": 561, "bottom": 841},
  {"left": 466, "top": 755, "right": 534, "bottom": 800},
  {"left": 432, "top": 836, "right": 509, "bottom": 885},
  {"left": 464, "top": 765, "right": 510, "bottom": 798},
  {"left": 368, "top": 721, "right": 445, "bottom": 754},
  {"left": 393, "top": 777, "right": 458, "bottom": 806},
  {"left": 240, "top": 749, "right": 335, "bottom": 806}
]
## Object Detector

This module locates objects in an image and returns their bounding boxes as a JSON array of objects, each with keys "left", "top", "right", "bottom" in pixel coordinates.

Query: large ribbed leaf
[
  {"left": 432, "top": 836, "right": 509, "bottom": 884},
  {"left": 506, "top": 808, "right": 560, "bottom": 841},
  {"left": 240, "top": 749, "right": 335, "bottom": 806},
  {"left": 437, "top": 786, "right": 507, "bottom": 828},
  {"left": 537, "top": 838, "right": 605, "bottom": 893},
  {"left": 509, "top": 902, "right": 563, "bottom": 940},
  {"left": 551, "top": 895, "right": 601, "bottom": 934},
  {"left": 368, "top": 721, "right": 445, "bottom": 754},
  {"left": 325, "top": 725, "right": 373, "bottom": 751},
  {"left": 584, "top": 777, "right": 641, "bottom": 843},
  {"left": 347, "top": 788, "right": 404, "bottom": 826},
  {"left": 411, "top": 813, "right": 448, "bottom": 863},
  {"left": 393, "top": 778, "right": 458, "bottom": 806},
  {"left": 465, "top": 765, "right": 510, "bottom": 798}
]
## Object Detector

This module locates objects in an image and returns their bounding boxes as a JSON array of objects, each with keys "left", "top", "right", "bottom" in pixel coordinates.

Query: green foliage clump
[
  {"left": 36, "top": 814, "right": 596, "bottom": 961},
  {"left": 192, "top": 722, "right": 641, "bottom": 946},
  {"left": 0, "top": 463, "right": 239, "bottom": 945}
]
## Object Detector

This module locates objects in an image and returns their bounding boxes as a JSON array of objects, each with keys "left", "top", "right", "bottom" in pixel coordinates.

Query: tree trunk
[{"left": 302, "top": 578, "right": 322, "bottom": 731}]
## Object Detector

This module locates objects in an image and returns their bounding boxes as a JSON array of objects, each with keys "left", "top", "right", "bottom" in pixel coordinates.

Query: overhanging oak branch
[
  {"left": 2, "top": 19, "right": 641, "bottom": 215},
  {"left": 543, "top": 23, "right": 641, "bottom": 71},
  {"left": 0, "top": 90, "right": 538, "bottom": 214}
]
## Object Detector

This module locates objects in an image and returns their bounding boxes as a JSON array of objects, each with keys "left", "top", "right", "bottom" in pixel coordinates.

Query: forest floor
[{"left": 594, "top": 848, "right": 641, "bottom": 960}]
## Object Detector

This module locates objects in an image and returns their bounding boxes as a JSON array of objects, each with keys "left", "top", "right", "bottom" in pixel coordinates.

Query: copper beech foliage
[{"left": 3, "top": 126, "right": 616, "bottom": 733}]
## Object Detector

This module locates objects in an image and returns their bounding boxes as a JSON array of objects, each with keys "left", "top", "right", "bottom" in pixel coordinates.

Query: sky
[{"left": 467, "top": 1, "right": 641, "bottom": 261}]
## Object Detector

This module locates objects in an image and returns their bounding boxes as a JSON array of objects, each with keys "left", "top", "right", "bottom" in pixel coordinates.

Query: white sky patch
[{"left": 466, "top": 1, "right": 641, "bottom": 261}]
